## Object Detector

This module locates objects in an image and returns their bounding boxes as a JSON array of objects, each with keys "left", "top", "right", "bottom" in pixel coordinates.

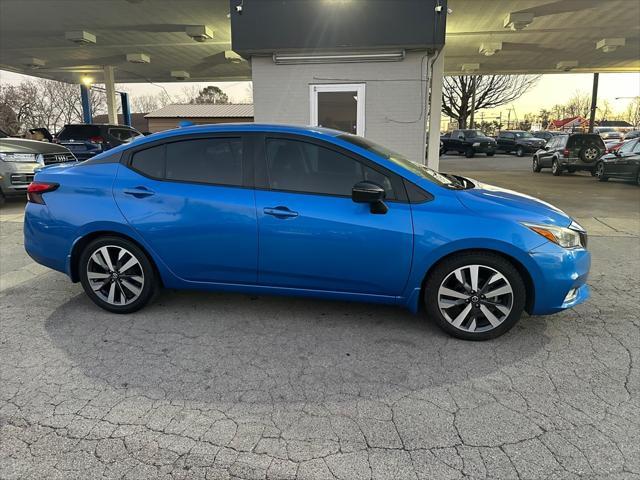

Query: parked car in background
[
  {"left": 623, "top": 130, "right": 640, "bottom": 141},
  {"left": 604, "top": 139, "right": 624, "bottom": 153},
  {"left": 55, "top": 124, "right": 142, "bottom": 161},
  {"left": 595, "top": 138, "right": 640, "bottom": 185},
  {"left": 530, "top": 131, "right": 560, "bottom": 143},
  {"left": 496, "top": 130, "right": 546, "bottom": 157},
  {"left": 532, "top": 133, "right": 606, "bottom": 176},
  {"left": 594, "top": 126, "right": 622, "bottom": 141},
  {"left": 439, "top": 129, "right": 497, "bottom": 158},
  {"left": 0, "top": 129, "right": 76, "bottom": 204},
  {"left": 24, "top": 124, "right": 590, "bottom": 341}
]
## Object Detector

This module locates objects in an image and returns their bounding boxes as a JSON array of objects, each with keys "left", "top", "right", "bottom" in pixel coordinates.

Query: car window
[
  {"left": 619, "top": 139, "right": 637, "bottom": 154},
  {"left": 546, "top": 137, "right": 557, "bottom": 149},
  {"left": 568, "top": 135, "right": 605, "bottom": 149},
  {"left": 131, "top": 144, "right": 165, "bottom": 178},
  {"left": 633, "top": 140, "right": 640, "bottom": 154},
  {"left": 514, "top": 132, "right": 533, "bottom": 139},
  {"left": 557, "top": 135, "right": 569, "bottom": 147},
  {"left": 502, "top": 133, "right": 514, "bottom": 140},
  {"left": 57, "top": 125, "right": 101, "bottom": 140},
  {"left": 265, "top": 138, "right": 395, "bottom": 199},
  {"left": 165, "top": 138, "right": 243, "bottom": 186},
  {"left": 109, "top": 128, "right": 139, "bottom": 142}
]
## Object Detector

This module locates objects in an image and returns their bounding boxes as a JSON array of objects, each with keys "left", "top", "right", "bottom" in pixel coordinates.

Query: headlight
[
  {"left": 523, "top": 222, "right": 585, "bottom": 249},
  {"left": 472, "top": 142, "right": 480, "bottom": 147},
  {"left": 0, "top": 152, "right": 37, "bottom": 163}
]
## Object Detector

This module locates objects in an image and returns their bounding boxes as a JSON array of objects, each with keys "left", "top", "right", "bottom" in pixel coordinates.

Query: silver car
[{"left": 0, "top": 129, "right": 77, "bottom": 204}]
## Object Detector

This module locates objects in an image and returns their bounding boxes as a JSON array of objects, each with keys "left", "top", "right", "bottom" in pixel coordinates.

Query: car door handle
[
  {"left": 263, "top": 206, "right": 298, "bottom": 218},
  {"left": 123, "top": 186, "right": 155, "bottom": 198}
]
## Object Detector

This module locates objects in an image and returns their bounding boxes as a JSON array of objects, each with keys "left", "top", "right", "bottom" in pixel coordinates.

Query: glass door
[{"left": 310, "top": 84, "right": 365, "bottom": 136}]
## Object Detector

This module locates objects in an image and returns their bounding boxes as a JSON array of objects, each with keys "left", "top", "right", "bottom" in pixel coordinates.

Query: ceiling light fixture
[
  {"left": 556, "top": 61, "right": 578, "bottom": 72},
  {"left": 185, "top": 25, "right": 213, "bottom": 42},
  {"left": 21, "top": 57, "right": 45, "bottom": 69},
  {"left": 479, "top": 42, "right": 502, "bottom": 56},
  {"left": 81, "top": 76, "right": 94, "bottom": 86},
  {"left": 503, "top": 12, "right": 534, "bottom": 31},
  {"left": 171, "top": 70, "right": 190, "bottom": 80},
  {"left": 596, "top": 38, "right": 625, "bottom": 53},
  {"left": 461, "top": 63, "right": 480, "bottom": 73},
  {"left": 65, "top": 31, "right": 97, "bottom": 45},
  {"left": 273, "top": 50, "right": 405, "bottom": 65},
  {"left": 224, "top": 51, "right": 246, "bottom": 64},
  {"left": 126, "top": 53, "right": 151, "bottom": 64}
]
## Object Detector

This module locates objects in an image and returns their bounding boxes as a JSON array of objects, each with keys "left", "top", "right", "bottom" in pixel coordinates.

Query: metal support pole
[
  {"left": 588, "top": 73, "right": 599, "bottom": 133},
  {"left": 80, "top": 84, "right": 92, "bottom": 124},
  {"left": 120, "top": 92, "right": 131, "bottom": 127},
  {"left": 104, "top": 66, "right": 117, "bottom": 124},
  {"left": 469, "top": 76, "right": 477, "bottom": 128},
  {"left": 426, "top": 47, "right": 445, "bottom": 170}
]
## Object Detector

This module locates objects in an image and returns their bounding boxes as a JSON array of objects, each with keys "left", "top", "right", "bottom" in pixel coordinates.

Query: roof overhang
[{"left": 0, "top": 0, "right": 638, "bottom": 85}]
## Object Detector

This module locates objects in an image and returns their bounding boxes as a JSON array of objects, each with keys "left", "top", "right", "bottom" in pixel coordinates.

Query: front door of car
[
  {"left": 538, "top": 137, "right": 556, "bottom": 166},
  {"left": 113, "top": 135, "right": 258, "bottom": 284},
  {"left": 612, "top": 139, "right": 640, "bottom": 177},
  {"left": 253, "top": 136, "right": 413, "bottom": 296}
]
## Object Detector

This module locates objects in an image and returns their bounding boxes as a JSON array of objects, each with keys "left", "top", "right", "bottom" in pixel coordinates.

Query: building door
[{"left": 310, "top": 84, "right": 365, "bottom": 136}]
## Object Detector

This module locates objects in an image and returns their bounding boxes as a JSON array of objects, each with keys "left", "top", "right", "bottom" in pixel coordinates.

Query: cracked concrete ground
[{"left": 1, "top": 154, "right": 639, "bottom": 479}]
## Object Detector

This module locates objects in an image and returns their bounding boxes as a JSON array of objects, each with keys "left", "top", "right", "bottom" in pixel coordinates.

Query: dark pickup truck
[{"left": 440, "top": 129, "right": 497, "bottom": 158}]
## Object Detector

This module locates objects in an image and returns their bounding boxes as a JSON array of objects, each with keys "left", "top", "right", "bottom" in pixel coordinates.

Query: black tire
[
  {"left": 532, "top": 156, "right": 542, "bottom": 172},
  {"left": 596, "top": 161, "right": 608, "bottom": 182},
  {"left": 637, "top": 169, "right": 640, "bottom": 186},
  {"left": 579, "top": 144, "right": 602, "bottom": 163},
  {"left": 79, "top": 236, "right": 158, "bottom": 314},
  {"left": 516, "top": 146, "right": 525, "bottom": 157},
  {"left": 0, "top": 191, "right": 5, "bottom": 206},
  {"left": 590, "top": 168, "right": 597, "bottom": 177},
  {"left": 465, "top": 147, "right": 475, "bottom": 158},
  {"left": 423, "top": 251, "right": 526, "bottom": 341},
  {"left": 439, "top": 148, "right": 446, "bottom": 156},
  {"left": 486, "top": 152, "right": 495, "bottom": 157},
  {"left": 552, "top": 159, "right": 562, "bottom": 176}
]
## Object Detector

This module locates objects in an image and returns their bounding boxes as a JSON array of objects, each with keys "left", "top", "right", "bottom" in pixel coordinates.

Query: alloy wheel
[
  {"left": 86, "top": 245, "right": 145, "bottom": 306},
  {"left": 584, "top": 147, "right": 599, "bottom": 161},
  {"left": 437, "top": 264, "right": 514, "bottom": 333}
]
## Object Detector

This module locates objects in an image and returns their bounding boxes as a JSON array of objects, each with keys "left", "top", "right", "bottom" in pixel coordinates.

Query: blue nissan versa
[{"left": 24, "top": 124, "right": 590, "bottom": 340}]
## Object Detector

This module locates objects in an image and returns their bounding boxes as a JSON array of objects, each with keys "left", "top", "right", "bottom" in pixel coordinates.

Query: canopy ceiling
[{"left": 0, "top": 0, "right": 638, "bottom": 85}]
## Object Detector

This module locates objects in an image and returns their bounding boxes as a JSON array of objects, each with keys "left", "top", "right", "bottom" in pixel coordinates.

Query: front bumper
[
  {"left": 528, "top": 241, "right": 591, "bottom": 315},
  {"left": 0, "top": 162, "right": 37, "bottom": 196},
  {"left": 519, "top": 143, "right": 544, "bottom": 153}
]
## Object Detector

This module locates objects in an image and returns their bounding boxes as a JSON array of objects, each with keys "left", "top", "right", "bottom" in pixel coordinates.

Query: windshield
[
  {"left": 337, "top": 133, "right": 462, "bottom": 188},
  {"left": 514, "top": 131, "right": 533, "bottom": 138},
  {"left": 462, "top": 130, "right": 486, "bottom": 138},
  {"left": 0, "top": 128, "right": 8, "bottom": 138}
]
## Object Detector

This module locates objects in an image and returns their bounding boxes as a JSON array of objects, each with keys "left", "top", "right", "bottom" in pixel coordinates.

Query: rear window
[
  {"left": 57, "top": 125, "right": 101, "bottom": 140},
  {"left": 568, "top": 135, "right": 605, "bottom": 149}
]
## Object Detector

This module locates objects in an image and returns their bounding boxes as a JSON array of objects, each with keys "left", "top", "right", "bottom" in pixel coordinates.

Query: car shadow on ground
[{"left": 44, "top": 290, "right": 550, "bottom": 405}]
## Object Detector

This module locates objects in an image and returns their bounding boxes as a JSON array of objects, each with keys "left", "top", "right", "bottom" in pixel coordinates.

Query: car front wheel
[
  {"left": 424, "top": 252, "right": 526, "bottom": 340},
  {"left": 79, "top": 236, "right": 158, "bottom": 313},
  {"left": 465, "top": 147, "right": 475, "bottom": 158},
  {"left": 596, "top": 161, "right": 608, "bottom": 182},
  {"left": 516, "top": 146, "right": 525, "bottom": 157},
  {"left": 532, "top": 157, "right": 542, "bottom": 172}
]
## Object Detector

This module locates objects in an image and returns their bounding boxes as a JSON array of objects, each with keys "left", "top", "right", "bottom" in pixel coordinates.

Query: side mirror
[
  {"left": 458, "top": 135, "right": 465, "bottom": 140},
  {"left": 352, "top": 181, "right": 388, "bottom": 214}
]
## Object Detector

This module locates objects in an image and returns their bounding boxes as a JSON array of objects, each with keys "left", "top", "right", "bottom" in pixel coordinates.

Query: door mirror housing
[
  {"left": 458, "top": 134, "right": 465, "bottom": 140},
  {"left": 352, "top": 181, "right": 388, "bottom": 214}
]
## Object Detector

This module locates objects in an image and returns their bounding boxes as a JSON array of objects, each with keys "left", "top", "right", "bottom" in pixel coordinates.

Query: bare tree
[
  {"left": 563, "top": 91, "right": 591, "bottom": 118},
  {"left": 130, "top": 92, "right": 171, "bottom": 113},
  {"left": 442, "top": 75, "right": 539, "bottom": 129},
  {"left": 623, "top": 98, "right": 640, "bottom": 127}
]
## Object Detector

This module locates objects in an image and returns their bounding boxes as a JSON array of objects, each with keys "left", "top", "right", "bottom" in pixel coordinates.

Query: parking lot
[{"left": 1, "top": 154, "right": 639, "bottom": 479}]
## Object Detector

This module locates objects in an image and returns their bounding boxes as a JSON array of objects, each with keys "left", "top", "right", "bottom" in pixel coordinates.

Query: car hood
[
  {"left": 517, "top": 137, "right": 545, "bottom": 144},
  {"left": 456, "top": 179, "right": 571, "bottom": 227},
  {"left": 470, "top": 136, "right": 496, "bottom": 143},
  {"left": 0, "top": 138, "right": 71, "bottom": 154}
]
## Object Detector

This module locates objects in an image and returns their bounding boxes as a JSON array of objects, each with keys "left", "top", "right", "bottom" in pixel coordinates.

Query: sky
[{"left": 1, "top": 69, "right": 639, "bottom": 119}]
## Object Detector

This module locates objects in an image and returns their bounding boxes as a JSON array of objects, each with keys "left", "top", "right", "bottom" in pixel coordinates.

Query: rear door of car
[
  {"left": 253, "top": 134, "right": 413, "bottom": 296},
  {"left": 113, "top": 133, "right": 258, "bottom": 284},
  {"left": 497, "top": 132, "right": 514, "bottom": 152},
  {"left": 611, "top": 139, "right": 639, "bottom": 178}
]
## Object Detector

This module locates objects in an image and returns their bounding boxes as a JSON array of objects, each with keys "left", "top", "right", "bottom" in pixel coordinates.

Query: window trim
[
  {"left": 122, "top": 133, "right": 254, "bottom": 189},
  {"left": 253, "top": 133, "right": 408, "bottom": 203}
]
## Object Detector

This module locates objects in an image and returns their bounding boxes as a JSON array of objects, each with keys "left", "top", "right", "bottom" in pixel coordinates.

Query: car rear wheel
[
  {"left": 486, "top": 152, "right": 495, "bottom": 157},
  {"left": 596, "top": 161, "right": 608, "bottom": 182},
  {"left": 516, "top": 146, "right": 525, "bottom": 157},
  {"left": 532, "top": 157, "right": 542, "bottom": 172},
  {"left": 424, "top": 252, "right": 526, "bottom": 340},
  {"left": 552, "top": 159, "right": 562, "bottom": 176},
  {"left": 580, "top": 145, "right": 601, "bottom": 162},
  {"left": 79, "top": 236, "right": 158, "bottom": 314},
  {"left": 465, "top": 147, "right": 475, "bottom": 158}
]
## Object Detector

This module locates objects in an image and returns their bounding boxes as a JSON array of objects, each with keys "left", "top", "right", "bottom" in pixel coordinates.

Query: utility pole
[{"left": 588, "top": 73, "right": 599, "bottom": 133}]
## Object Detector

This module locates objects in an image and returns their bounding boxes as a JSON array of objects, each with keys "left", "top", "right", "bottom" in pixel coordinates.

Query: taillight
[
  {"left": 27, "top": 182, "right": 59, "bottom": 204},
  {"left": 563, "top": 148, "right": 570, "bottom": 158},
  {"left": 89, "top": 136, "right": 104, "bottom": 144}
]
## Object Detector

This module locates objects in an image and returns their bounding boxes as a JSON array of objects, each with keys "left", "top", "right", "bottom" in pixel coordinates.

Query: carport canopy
[{"left": 1, "top": 0, "right": 638, "bottom": 84}]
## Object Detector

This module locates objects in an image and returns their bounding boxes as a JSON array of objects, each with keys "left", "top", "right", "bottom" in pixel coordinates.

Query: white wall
[{"left": 251, "top": 51, "right": 431, "bottom": 164}]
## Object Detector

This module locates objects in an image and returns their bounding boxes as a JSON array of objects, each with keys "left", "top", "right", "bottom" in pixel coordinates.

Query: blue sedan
[{"left": 24, "top": 124, "right": 590, "bottom": 340}]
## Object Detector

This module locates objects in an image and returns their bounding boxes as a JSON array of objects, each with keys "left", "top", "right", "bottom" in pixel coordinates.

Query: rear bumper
[
  {"left": 529, "top": 241, "right": 591, "bottom": 315},
  {"left": 23, "top": 203, "right": 71, "bottom": 275}
]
